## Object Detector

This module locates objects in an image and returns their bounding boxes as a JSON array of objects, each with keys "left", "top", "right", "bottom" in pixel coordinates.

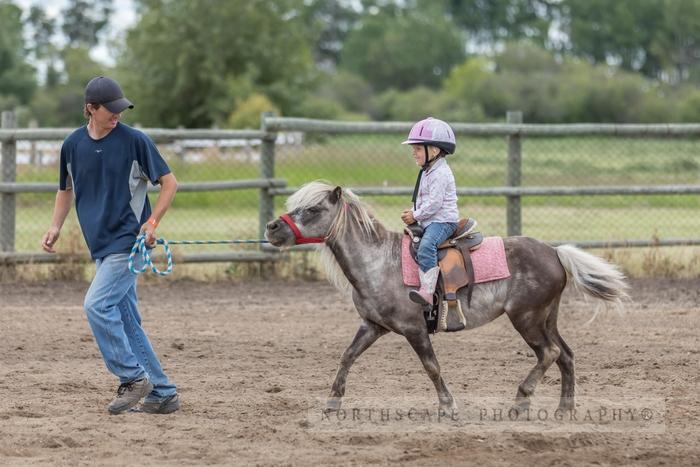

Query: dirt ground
[{"left": 0, "top": 276, "right": 699, "bottom": 466}]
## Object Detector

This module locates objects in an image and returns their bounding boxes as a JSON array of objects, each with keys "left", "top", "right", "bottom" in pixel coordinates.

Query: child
[{"left": 400, "top": 117, "right": 459, "bottom": 305}]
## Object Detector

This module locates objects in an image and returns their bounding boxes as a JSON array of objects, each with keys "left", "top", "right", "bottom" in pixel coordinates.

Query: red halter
[{"left": 279, "top": 213, "right": 326, "bottom": 244}]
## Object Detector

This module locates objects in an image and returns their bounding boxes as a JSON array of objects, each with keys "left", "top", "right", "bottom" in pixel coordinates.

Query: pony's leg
[
  {"left": 552, "top": 330, "right": 575, "bottom": 411},
  {"left": 508, "top": 304, "right": 561, "bottom": 413},
  {"left": 544, "top": 297, "right": 576, "bottom": 411},
  {"left": 326, "top": 320, "right": 387, "bottom": 411},
  {"left": 404, "top": 329, "right": 457, "bottom": 413}
]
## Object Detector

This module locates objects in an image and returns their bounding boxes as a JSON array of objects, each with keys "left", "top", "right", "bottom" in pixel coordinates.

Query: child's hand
[{"left": 401, "top": 209, "right": 416, "bottom": 225}]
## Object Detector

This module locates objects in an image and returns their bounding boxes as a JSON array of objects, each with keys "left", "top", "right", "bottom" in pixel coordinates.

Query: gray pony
[{"left": 265, "top": 181, "right": 628, "bottom": 414}]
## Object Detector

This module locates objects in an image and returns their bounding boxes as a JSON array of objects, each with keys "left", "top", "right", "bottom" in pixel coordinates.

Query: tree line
[{"left": 1, "top": 0, "right": 699, "bottom": 128}]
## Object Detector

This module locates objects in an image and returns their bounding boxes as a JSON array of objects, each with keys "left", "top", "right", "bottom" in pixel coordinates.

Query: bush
[
  {"left": 227, "top": 94, "right": 280, "bottom": 129},
  {"left": 317, "top": 71, "right": 375, "bottom": 115},
  {"left": 294, "top": 95, "right": 345, "bottom": 120},
  {"left": 677, "top": 86, "right": 700, "bottom": 122}
]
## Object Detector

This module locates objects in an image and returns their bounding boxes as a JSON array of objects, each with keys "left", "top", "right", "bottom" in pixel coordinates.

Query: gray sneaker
[
  {"left": 107, "top": 378, "right": 154, "bottom": 415},
  {"left": 140, "top": 394, "right": 181, "bottom": 414}
]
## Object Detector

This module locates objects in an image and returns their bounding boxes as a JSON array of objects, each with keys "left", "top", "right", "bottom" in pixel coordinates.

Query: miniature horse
[{"left": 265, "top": 182, "right": 628, "bottom": 414}]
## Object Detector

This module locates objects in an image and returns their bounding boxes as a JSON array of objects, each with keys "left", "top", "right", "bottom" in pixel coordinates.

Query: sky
[{"left": 15, "top": 0, "right": 138, "bottom": 66}]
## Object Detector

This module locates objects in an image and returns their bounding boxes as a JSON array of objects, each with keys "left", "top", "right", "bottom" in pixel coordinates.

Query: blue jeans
[
  {"left": 84, "top": 253, "right": 177, "bottom": 401},
  {"left": 417, "top": 222, "right": 458, "bottom": 272}
]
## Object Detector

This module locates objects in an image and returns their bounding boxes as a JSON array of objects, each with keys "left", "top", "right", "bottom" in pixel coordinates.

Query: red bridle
[{"left": 279, "top": 213, "right": 326, "bottom": 244}]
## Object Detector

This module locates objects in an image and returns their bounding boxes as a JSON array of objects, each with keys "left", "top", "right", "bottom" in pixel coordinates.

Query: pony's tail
[{"left": 556, "top": 245, "right": 629, "bottom": 303}]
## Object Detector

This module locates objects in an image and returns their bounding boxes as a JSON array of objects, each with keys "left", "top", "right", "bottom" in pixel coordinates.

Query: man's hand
[
  {"left": 401, "top": 209, "right": 416, "bottom": 225},
  {"left": 139, "top": 218, "right": 158, "bottom": 247},
  {"left": 140, "top": 173, "right": 177, "bottom": 248},
  {"left": 41, "top": 227, "right": 61, "bottom": 253}
]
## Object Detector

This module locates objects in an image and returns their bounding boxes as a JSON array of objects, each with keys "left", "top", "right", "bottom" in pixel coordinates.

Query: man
[{"left": 41, "top": 76, "right": 180, "bottom": 415}]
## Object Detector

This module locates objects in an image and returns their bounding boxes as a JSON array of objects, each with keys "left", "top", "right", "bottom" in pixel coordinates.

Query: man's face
[{"left": 89, "top": 104, "right": 121, "bottom": 129}]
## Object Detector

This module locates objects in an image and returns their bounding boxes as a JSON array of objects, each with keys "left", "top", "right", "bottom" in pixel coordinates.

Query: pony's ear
[{"left": 329, "top": 186, "right": 342, "bottom": 204}]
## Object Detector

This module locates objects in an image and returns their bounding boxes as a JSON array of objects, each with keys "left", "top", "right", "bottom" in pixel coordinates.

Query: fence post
[
  {"left": 258, "top": 111, "right": 276, "bottom": 239},
  {"left": 506, "top": 111, "right": 522, "bottom": 236},
  {"left": 1, "top": 111, "right": 17, "bottom": 253}
]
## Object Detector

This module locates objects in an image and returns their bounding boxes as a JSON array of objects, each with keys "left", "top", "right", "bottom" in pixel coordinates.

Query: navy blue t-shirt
[{"left": 59, "top": 122, "right": 171, "bottom": 259}]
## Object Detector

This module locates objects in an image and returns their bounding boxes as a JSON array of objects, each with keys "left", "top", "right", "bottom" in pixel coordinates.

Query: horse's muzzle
[{"left": 265, "top": 218, "right": 291, "bottom": 246}]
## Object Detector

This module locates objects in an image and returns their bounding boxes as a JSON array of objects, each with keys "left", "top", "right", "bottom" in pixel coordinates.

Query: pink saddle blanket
[{"left": 401, "top": 236, "right": 511, "bottom": 287}]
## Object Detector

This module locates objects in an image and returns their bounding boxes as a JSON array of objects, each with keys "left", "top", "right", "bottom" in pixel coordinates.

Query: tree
[
  {"left": 118, "top": 0, "right": 315, "bottom": 127},
  {"left": 61, "top": 0, "right": 113, "bottom": 48},
  {"left": 559, "top": 0, "right": 665, "bottom": 77},
  {"left": 28, "top": 47, "right": 106, "bottom": 127},
  {"left": 340, "top": 7, "right": 465, "bottom": 91},
  {"left": 436, "top": 0, "right": 556, "bottom": 48},
  {"left": 0, "top": 1, "right": 36, "bottom": 110},
  {"left": 21, "top": 1, "right": 114, "bottom": 126},
  {"left": 300, "top": 0, "right": 362, "bottom": 68},
  {"left": 25, "top": 5, "right": 61, "bottom": 87},
  {"left": 649, "top": 0, "right": 700, "bottom": 84}
]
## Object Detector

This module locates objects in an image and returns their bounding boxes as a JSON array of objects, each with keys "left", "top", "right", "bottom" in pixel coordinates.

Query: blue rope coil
[
  {"left": 129, "top": 234, "right": 173, "bottom": 276},
  {"left": 128, "top": 235, "right": 270, "bottom": 276}
]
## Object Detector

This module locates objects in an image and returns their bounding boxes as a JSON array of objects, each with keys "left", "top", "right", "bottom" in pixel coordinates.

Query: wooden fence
[{"left": 1, "top": 110, "right": 699, "bottom": 265}]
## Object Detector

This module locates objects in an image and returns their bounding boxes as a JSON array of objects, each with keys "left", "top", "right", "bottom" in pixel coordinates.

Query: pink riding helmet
[{"left": 402, "top": 117, "right": 456, "bottom": 154}]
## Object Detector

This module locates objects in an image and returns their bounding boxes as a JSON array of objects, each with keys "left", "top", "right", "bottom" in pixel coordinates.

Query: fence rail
[
  {"left": 269, "top": 184, "right": 700, "bottom": 197},
  {"left": 1, "top": 111, "right": 699, "bottom": 266},
  {"left": 0, "top": 128, "right": 267, "bottom": 143},
  {"left": 263, "top": 116, "right": 700, "bottom": 137}
]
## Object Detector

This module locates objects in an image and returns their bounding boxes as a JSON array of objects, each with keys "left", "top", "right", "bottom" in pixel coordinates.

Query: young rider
[{"left": 400, "top": 117, "right": 459, "bottom": 305}]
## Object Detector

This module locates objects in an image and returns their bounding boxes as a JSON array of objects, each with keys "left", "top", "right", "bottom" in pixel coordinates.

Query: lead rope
[
  {"left": 128, "top": 235, "right": 173, "bottom": 276},
  {"left": 128, "top": 235, "right": 269, "bottom": 276}
]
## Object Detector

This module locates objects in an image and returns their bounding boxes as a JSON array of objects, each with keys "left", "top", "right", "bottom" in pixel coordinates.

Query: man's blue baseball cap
[{"left": 84, "top": 76, "right": 134, "bottom": 113}]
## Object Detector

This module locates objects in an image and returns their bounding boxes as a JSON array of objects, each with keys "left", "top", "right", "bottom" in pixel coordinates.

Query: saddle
[{"left": 405, "top": 218, "right": 483, "bottom": 333}]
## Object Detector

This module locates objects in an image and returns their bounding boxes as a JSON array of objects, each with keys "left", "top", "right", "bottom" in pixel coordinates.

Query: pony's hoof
[
  {"left": 439, "top": 405, "right": 459, "bottom": 420},
  {"left": 511, "top": 399, "right": 530, "bottom": 415},
  {"left": 439, "top": 399, "right": 459, "bottom": 420},
  {"left": 325, "top": 397, "right": 342, "bottom": 412},
  {"left": 557, "top": 399, "right": 575, "bottom": 413}
]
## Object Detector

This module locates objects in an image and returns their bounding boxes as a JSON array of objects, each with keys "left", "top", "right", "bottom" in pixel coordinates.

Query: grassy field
[{"left": 9, "top": 133, "right": 700, "bottom": 278}]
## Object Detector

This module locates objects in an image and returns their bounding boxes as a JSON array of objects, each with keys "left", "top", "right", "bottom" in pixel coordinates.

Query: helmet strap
[
  {"left": 411, "top": 167, "right": 424, "bottom": 211},
  {"left": 422, "top": 144, "right": 430, "bottom": 168},
  {"left": 412, "top": 144, "right": 432, "bottom": 210}
]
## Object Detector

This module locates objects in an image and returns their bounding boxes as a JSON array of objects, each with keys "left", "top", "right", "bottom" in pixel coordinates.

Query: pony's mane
[
  {"left": 285, "top": 181, "right": 378, "bottom": 242},
  {"left": 286, "top": 181, "right": 381, "bottom": 292}
]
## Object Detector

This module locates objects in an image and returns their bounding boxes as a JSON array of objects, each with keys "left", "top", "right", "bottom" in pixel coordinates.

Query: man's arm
[
  {"left": 140, "top": 173, "right": 178, "bottom": 244},
  {"left": 41, "top": 189, "right": 74, "bottom": 253}
]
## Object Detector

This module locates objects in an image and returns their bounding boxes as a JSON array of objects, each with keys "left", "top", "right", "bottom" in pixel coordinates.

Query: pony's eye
[{"left": 307, "top": 206, "right": 321, "bottom": 214}]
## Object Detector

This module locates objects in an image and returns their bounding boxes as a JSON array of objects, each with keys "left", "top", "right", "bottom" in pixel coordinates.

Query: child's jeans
[{"left": 417, "top": 222, "right": 458, "bottom": 272}]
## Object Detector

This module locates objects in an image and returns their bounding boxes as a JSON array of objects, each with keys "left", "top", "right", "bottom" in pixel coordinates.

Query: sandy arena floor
[{"left": 0, "top": 277, "right": 699, "bottom": 466}]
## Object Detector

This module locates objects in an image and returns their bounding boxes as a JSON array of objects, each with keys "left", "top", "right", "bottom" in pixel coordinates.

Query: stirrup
[{"left": 438, "top": 299, "right": 466, "bottom": 332}]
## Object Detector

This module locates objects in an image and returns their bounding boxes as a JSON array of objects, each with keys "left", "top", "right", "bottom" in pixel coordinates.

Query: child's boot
[{"left": 409, "top": 266, "right": 440, "bottom": 305}]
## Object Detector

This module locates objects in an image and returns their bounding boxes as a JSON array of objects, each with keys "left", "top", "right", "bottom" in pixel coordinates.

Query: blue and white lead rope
[
  {"left": 128, "top": 235, "right": 269, "bottom": 276},
  {"left": 128, "top": 235, "right": 174, "bottom": 276}
]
